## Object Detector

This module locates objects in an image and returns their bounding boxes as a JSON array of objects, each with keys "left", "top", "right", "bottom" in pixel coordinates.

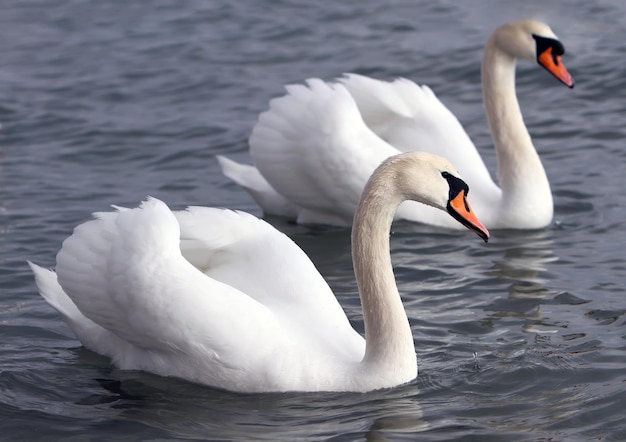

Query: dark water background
[{"left": 1, "top": 0, "right": 625, "bottom": 440}]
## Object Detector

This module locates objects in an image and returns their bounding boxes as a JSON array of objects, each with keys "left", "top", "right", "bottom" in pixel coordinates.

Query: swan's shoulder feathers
[
  {"left": 250, "top": 78, "right": 399, "bottom": 225},
  {"left": 174, "top": 203, "right": 354, "bottom": 333},
  {"left": 340, "top": 73, "right": 493, "bottom": 180},
  {"left": 340, "top": 73, "right": 434, "bottom": 126},
  {"left": 341, "top": 74, "right": 461, "bottom": 144},
  {"left": 54, "top": 198, "right": 279, "bottom": 357}
]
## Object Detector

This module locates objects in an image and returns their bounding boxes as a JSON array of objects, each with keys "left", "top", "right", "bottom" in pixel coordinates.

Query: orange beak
[
  {"left": 448, "top": 191, "right": 489, "bottom": 242},
  {"left": 538, "top": 46, "right": 575, "bottom": 88}
]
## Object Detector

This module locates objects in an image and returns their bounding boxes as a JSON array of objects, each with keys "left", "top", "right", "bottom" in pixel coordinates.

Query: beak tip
[
  {"left": 475, "top": 224, "right": 490, "bottom": 243},
  {"left": 562, "top": 74, "right": 575, "bottom": 88}
]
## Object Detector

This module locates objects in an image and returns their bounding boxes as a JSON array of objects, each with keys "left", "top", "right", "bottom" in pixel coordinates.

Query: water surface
[{"left": 1, "top": 1, "right": 625, "bottom": 440}]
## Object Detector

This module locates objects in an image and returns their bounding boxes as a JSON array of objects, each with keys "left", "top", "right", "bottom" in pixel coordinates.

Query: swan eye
[
  {"left": 441, "top": 171, "right": 469, "bottom": 200},
  {"left": 532, "top": 34, "right": 565, "bottom": 62}
]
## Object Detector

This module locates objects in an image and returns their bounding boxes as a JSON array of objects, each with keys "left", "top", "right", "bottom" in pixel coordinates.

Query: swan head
[
  {"left": 492, "top": 19, "right": 574, "bottom": 88},
  {"left": 381, "top": 152, "right": 490, "bottom": 242}
]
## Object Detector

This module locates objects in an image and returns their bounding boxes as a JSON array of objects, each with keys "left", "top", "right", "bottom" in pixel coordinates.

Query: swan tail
[
  {"left": 28, "top": 260, "right": 120, "bottom": 355},
  {"left": 216, "top": 155, "right": 298, "bottom": 217},
  {"left": 29, "top": 261, "right": 85, "bottom": 322}
]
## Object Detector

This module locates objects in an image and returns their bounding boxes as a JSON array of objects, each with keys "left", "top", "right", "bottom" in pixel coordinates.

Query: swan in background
[
  {"left": 30, "top": 151, "right": 489, "bottom": 393},
  {"left": 219, "top": 19, "right": 574, "bottom": 229}
]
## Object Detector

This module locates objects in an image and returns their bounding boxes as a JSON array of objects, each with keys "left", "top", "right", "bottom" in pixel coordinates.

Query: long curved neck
[
  {"left": 351, "top": 170, "right": 415, "bottom": 374},
  {"left": 482, "top": 35, "right": 552, "bottom": 220}
]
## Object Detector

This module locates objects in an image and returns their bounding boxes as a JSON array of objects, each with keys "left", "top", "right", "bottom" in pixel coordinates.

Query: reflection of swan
[
  {"left": 219, "top": 19, "right": 574, "bottom": 229},
  {"left": 83, "top": 373, "right": 426, "bottom": 440},
  {"left": 484, "top": 229, "right": 561, "bottom": 334},
  {"left": 487, "top": 229, "right": 558, "bottom": 289},
  {"left": 30, "top": 152, "right": 488, "bottom": 393}
]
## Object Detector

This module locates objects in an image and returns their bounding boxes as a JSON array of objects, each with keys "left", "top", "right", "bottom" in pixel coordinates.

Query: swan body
[
  {"left": 219, "top": 19, "right": 574, "bottom": 229},
  {"left": 31, "top": 152, "right": 489, "bottom": 393}
]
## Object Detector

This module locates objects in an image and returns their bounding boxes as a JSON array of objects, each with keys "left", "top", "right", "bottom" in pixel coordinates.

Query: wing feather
[
  {"left": 249, "top": 79, "right": 399, "bottom": 225},
  {"left": 55, "top": 198, "right": 278, "bottom": 358}
]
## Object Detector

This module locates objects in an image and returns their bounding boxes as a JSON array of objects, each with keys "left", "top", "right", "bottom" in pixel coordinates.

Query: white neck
[
  {"left": 482, "top": 34, "right": 553, "bottom": 226},
  {"left": 351, "top": 165, "right": 416, "bottom": 383}
]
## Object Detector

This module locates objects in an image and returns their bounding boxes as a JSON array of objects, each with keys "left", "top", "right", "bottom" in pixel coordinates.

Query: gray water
[{"left": 1, "top": 0, "right": 625, "bottom": 440}]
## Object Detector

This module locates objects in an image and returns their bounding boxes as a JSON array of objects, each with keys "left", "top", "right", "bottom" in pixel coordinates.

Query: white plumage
[
  {"left": 31, "top": 152, "right": 489, "bottom": 393},
  {"left": 219, "top": 19, "right": 574, "bottom": 229}
]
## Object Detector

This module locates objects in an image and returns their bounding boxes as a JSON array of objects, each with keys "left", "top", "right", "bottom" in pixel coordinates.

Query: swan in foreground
[
  {"left": 219, "top": 19, "right": 574, "bottom": 229},
  {"left": 30, "top": 152, "right": 489, "bottom": 393}
]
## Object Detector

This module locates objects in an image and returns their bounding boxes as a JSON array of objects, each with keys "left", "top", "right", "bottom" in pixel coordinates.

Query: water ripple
[{"left": 1, "top": 0, "right": 626, "bottom": 440}]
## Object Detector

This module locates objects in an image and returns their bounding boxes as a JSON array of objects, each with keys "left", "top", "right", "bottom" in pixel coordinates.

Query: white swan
[
  {"left": 218, "top": 19, "right": 574, "bottom": 229},
  {"left": 30, "top": 151, "right": 489, "bottom": 393}
]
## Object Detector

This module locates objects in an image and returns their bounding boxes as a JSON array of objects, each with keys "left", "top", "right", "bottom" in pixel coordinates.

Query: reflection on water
[
  {"left": 70, "top": 364, "right": 427, "bottom": 441},
  {"left": 0, "top": 150, "right": 7, "bottom": 232},
  {"left": 486, "top": 229, "right": 558, "bottom": 294},
  {"left": 480, "top": 229, "right": 565, "bottom": 338}
]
